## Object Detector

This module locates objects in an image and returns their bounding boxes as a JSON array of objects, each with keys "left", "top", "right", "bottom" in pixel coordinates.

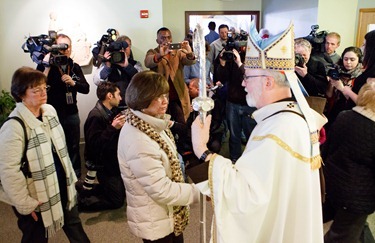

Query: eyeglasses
[
  {"left": 155, "top": 93, "right": 169, "bottom": 102},
  {"left": 31, "top": 85, "right": 50, "bottom": 95},
  {"left": 243, "top": 75, "right": 270, "bottom": 81}
]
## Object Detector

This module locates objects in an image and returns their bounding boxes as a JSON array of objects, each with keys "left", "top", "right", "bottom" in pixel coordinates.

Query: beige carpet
[{"left": 0, "top": 199, "right": 213, "bottom": 243}]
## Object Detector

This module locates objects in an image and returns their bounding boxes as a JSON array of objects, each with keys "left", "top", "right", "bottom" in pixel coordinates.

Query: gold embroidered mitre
[{"left": 245, "top": 22, "right": 295, "bottom": 70}]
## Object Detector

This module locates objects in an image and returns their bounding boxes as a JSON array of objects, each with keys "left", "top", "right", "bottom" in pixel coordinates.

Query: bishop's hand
[{"left": 191, "top": 115, "right": 211, "bottom": 159}]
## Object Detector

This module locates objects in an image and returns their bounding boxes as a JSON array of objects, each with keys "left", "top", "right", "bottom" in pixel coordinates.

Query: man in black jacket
[
  {"left": 215, "top": 48, "right": 256, "bottom": 163},
  {"left": 294, "top": 38, "right": 328, "bottom": 97},
  {"left": 78, "top": 81, "right": 125, "bottom": 211},
  {"left": 37, "top": 34, "right": 90, "bottom": 178}
]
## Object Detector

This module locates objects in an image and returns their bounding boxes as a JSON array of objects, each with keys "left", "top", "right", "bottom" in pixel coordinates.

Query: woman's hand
[
  {"left": 31, "top": 201, "right": 43, "bottom": 221},
  {"left": 330, "top": 78, "right": 344, "bottom": 92}
]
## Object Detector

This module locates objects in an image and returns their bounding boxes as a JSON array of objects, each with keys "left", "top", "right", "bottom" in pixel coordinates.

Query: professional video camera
[
  {"left": 221, "top": 31, "right": 248, "bottom": 61},
  {"left": 22, "top": 31, "right": 69, "bottom": 66},
  {"left": 327, "top": 64, "right": 351, "bottom": 80},
  {"left": 303, "top": 24, "right": 328, "bottom": 54},
  {"left": 101, "top": 41, "right": 128, "bottom": 64},
  {"left": 92, "top": 28, "right": 118, "bottom": 67}
]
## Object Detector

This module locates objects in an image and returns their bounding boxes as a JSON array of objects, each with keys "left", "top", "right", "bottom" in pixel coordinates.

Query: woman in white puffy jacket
[{"left": 118, "top": 71, "right": 200, "bottom": 243}]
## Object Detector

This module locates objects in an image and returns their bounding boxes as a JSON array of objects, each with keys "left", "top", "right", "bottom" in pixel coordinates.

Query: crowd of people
[{"left": 0, "top": 20, "right": 374, "bottom": 243}]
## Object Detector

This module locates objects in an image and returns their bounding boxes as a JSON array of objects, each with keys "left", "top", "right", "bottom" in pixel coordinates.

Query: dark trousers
[
  {"left": 324, "top": 205, "right": 375, "bottom": 243},
  {"left": 143, "top": 232, "right": 183, "bottom": 243},
  {"left": 60, "top": 113, "right": 82, "bottom": 178},
  {"left": 226, "top": 101, "right": 256, "bottom": 162},
  {"left": 78, "top": 174, "right": 125, "bottom": 211},
  {"left": 13, "top": 205, "right": 90, "bottom": 243},
  {"left": 168, "top": 99, "right": 187, "bottom": 153}
]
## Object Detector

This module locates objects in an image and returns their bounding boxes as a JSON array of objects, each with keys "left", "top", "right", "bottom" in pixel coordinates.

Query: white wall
[
  {"left": 0, "top": 0, "right": 163, "bottom": 137},
  {"left": 262, "top": 0, "right": 319, "bottom": 38},
  {"left": 317, "top": 0, "right": 359, "bottom": 54}
]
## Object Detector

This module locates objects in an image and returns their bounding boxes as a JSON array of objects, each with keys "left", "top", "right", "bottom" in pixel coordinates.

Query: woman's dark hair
[
  {"left": 96, "top": 81, "right": 119, "bottom": 101},
  {"left": 11, "top": 66, "right": 47, "bottom": 102},
  {"left": 338, "top": 46, "right": 363, "bottom": 69},
  {"left": 125, "top": 71, "right": 169, "bottom": 111},
  {"left": 363, "top": 30, "right": 375, "bottom": 71}
]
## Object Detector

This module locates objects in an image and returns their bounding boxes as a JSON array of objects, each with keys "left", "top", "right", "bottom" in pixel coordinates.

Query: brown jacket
[{"left": 144, "top": 47, "right": 196, "bottom": 121}]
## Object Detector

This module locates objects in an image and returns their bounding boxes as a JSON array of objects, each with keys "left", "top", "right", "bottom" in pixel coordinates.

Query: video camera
[
  {"left": 22, "top": 31, "right": 68, "bottom": 66},
  {"left": 92, "top": 28, "right": 118, "bottom": 67},
  {"left": 104, "top": 41, "right": 128, "bottom": 64},
  {"left": 221, "top": 31, "right": 248, "bottom": 61},
  {"left": 303, "top": 25, "right": 328, "bottom": 54}
]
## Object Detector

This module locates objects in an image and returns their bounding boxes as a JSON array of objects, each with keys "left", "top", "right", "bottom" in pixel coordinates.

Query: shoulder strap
[
  {"left": 262, "top": 109, "right": 305, "bottom": 121},
  {"left": 4, "top": 117, "right": 31, "bottom": 178}
]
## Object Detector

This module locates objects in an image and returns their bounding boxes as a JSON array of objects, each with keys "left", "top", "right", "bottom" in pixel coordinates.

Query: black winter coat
[
  {"left": 322, "top": 110, "right": 375, "bottom": 214},
  {"left": 84, "top": 101, "right": 121, "bottom": 177}
]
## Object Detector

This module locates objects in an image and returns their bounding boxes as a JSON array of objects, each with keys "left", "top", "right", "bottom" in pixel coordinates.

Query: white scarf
[{"left": 22, "top": 104, "right": 77, "bottom": 237}]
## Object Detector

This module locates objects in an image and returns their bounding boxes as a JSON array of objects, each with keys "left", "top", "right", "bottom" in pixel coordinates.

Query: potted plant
[{"left": 0, "top": 90, "right": 16, "bottom": 126}]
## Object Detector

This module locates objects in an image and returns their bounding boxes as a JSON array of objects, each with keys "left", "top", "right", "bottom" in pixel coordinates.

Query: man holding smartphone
[{"left": 144, "top": 27, "right": 196, "bottom": 152}]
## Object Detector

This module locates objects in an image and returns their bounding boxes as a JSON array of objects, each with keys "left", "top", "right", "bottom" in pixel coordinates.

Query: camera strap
[{"left": 57, "top": 64, "right": 71, "bottom": 77}]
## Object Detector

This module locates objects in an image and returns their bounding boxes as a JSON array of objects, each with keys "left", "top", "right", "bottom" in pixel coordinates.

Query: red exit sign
[{"left": 140, "top": 10, "right": 149, "bottom": 18}]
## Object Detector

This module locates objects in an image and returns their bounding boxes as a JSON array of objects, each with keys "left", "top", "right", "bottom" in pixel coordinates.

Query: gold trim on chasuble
[
  {"left": 208, "top": 153, "right": 219, "bottom": 243},
  {"left": 252, "top": 134, "right": 322, "bottom": 170}
]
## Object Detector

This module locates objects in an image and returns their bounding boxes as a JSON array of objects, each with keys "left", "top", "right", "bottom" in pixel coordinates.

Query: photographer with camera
[
  {"left": 325, "top": 46, "right": 363, "bottom": 130},
  {"left": 93, "top": 35, "right": 140, "bottom": 108},
  {"left": 77, "top": 81, "right": 125, "bottom": 212},
  {"left": 294, "top": 38, "right": 328, "bottom": 98},
  {"left": 312, "top": 32, "right": 341, "bottom": 72},
  {"left": 207, "top": 24, "right": 229, "bottom": 70},
  {"left": 92, "top": 28, "right": 119, "bottom": 68},
  {"left": 37, "top": 33, "right": 90, "bottom": 178},
  {"left": 215, "top": 46, "right": 256, "bottom": 163},
  {"left": 144, "top": 27, "right": 196, "bottom": 152}
]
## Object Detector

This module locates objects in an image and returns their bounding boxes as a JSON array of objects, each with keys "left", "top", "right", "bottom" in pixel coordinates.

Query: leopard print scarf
[{"left": 124, "top": 109, "right": 190, "bottom": 236}]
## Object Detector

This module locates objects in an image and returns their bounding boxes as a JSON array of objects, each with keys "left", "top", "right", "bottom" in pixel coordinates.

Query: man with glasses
[
  {"left": 191, "top": 23, "right": 327, "bottom": 242},
  {"left": 37, "top": 33, "right": 90, "bottom": 178}
]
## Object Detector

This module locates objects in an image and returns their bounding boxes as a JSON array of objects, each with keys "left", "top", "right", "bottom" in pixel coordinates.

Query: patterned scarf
[
  {"left": 124, "top": 109, "right": 189, "bottom": 236},
  {"left": 27, "top": 115, "right": 76, "bottom": 237}
]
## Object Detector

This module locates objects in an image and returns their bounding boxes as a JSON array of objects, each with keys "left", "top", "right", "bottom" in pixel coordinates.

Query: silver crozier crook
[{"left": 192, "top": 24, "right": 214, "bottom": 243}]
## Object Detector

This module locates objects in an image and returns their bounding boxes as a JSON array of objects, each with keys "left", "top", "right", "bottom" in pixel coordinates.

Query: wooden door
[{"left": 356, "top": 8, "right": 375, "bottom": 47}]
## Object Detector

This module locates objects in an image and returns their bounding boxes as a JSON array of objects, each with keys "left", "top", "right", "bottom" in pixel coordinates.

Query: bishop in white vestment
[{"left": 191, "top": 22, "right": 327, "bottom": 243}]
